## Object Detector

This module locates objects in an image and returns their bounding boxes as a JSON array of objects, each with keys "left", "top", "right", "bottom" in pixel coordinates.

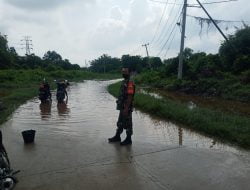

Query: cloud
[
  {"left": 0, "top": 0, "right": 249, "bottom": 66},
  {"left": 3, "top": 0, "right": 94, "bottom": 10},
  {"left": 110, "top": 6, "right": 123, "bottom": 20},
  {"left": 88, "top": 18, "right": 127, "bottom": 53}
]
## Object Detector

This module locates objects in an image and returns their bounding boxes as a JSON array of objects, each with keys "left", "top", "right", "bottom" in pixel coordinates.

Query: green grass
[
  {"left": 108, "top": 81, "right": 250, "bottom": 148},
  {"left": 0, "top": 69, "right": 120, "bottom": 125},
  {"left": 135, "top": 71, "right": 250, "bottom": 102}
]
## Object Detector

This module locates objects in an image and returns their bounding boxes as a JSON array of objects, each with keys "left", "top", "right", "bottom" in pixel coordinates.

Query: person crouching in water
[{"left": 108, "top": 67, "right": 135, "bottom": 146}]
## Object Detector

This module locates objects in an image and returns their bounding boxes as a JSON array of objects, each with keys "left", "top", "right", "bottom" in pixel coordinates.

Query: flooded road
[{"left": 1, "top": 80, "right": 250, "bottom": 190}]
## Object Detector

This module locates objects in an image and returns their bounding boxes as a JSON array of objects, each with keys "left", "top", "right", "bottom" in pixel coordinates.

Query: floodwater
[
  {"left": 140, "top": 88, "right": 250, "bottom": 117},
  {"left": 1, "top": 80, "right": 250, "bottom": 190},
  {"left": 4, "top": 80, "right": 249, "bottom": 154}
]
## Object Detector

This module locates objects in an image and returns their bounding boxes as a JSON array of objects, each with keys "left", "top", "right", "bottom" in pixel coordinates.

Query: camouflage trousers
[{"left": 116, "top": 110, "right": 133, "bottom": 136}]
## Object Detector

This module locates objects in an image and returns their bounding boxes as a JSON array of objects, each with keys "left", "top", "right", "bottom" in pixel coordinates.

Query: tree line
[
  {"left": 0, "top": 35, "right": 80, "bottom": 70},
  {"left": 88, "top": 54, "right": 162, "bottom": 73},
  {"left": 1, "top": 26, "right": 249, "bottom": 80},
  {"left": 89, "top": 26, "right": 250, "bottom": 81},
  {"left": 134, "top": 26, "right": 250, "bottom": 101},
  {"left": 163, "top": 25, "right": 250, "bottom": 79}
]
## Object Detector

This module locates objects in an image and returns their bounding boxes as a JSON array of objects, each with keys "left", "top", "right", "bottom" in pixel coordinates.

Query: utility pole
[
  {"left": 196, "top": 0, "right": 228, "bottom": 42},
  {"left": 21, "top": 36, "right": 33, "bottom": 55},
  {"left": 142, "top": 43, "right": 151, "bottom": 69},
  {"left": 178, "top": 0, "right": 188, "bottom": 80},
  {"left": 142, "top": 43, "right": 150, "bottom": 57}
]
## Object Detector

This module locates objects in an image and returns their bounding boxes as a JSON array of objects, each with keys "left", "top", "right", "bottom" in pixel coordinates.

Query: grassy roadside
[
  {"left": 0, "top": 69, "right": 119, "bottom": 125},
  {"left": 134, "top": 71, "right": 250, "bottom": 102},
  {"left": 108, "top": 81, "right": 250, "bottom": 148}
]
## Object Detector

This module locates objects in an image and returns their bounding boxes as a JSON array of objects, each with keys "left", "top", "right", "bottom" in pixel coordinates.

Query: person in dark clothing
[
  {"left": 43, "top": 82, "right": 52, "bottom": 100},
  {"left": 108, "top": 68, "right": 135, "bottom": 146},
  {"left": 56, "top": 80, "right": 68, "bottom": 102},
  {"left": 39, "top": 81, "right": 52, "bottom": 101}
]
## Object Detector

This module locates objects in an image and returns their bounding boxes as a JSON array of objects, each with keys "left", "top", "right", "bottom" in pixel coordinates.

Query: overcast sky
[{"left": 0, "top": 0, "right": 249, "bottom": 66}]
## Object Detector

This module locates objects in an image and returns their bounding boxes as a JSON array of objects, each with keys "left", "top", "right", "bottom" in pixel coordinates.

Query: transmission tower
[{"left": 21, "top": 36, "right": 33, "bottom": 55}]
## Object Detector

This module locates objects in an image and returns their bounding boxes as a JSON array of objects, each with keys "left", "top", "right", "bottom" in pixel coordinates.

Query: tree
[
  {"left": 149, "top": 57, "right": 162, "bottom": 70},
  {"left": 21, "top": 54, "right": 43, "bottom": 69},
  {"left": 121, "top": 55, "right": 143, "bottom": 72},
  {"left": 219, "top": 26, "right": 250, "bottom": 72},
  {"left": 89, "top": 54, "right": 121, "bottom": 73},
  {"left": 43, "top": 51, "right": 62, "bottom": 62},
  {"left": 0, "top": 35, "right": 14, "bottom": 69},
  {"left": 0, "top": 35, "right": 8, "bottom": 50}
]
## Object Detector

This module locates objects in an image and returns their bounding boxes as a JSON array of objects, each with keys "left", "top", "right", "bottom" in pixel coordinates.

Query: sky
[{"left": 0, "top": 0, "right": 249, "bottom": 66}]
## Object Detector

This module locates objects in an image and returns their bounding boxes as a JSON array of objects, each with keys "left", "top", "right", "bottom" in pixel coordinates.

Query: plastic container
[{"left": 22, "top": 130, "right": 36, "bottom": 144}]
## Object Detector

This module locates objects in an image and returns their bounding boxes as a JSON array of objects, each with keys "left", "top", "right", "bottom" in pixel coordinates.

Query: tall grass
[{"left": 108, "top": 82, "right": 250, "bottom": 148}]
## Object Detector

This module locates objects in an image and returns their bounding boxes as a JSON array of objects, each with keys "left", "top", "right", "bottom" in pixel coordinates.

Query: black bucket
[{"left": 22, "top": 130, "right": 36, "bottom": 144}]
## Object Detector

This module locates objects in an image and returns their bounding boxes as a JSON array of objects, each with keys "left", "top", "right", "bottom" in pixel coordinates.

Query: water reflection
[
  {"left": 210, "top": 140, "right": 216, "bottom": 149},
  {"left": 57, "top": 102, "right": 70, "bottom": 117},
  {"left": 178, "top": 127, "right": 183, "bottom": 146},
  {"left": 135, "top": 110, "right": 248, "bottom": 154},
  {"left": 39, "top": 102, "right": 51, "bottom": 120}
]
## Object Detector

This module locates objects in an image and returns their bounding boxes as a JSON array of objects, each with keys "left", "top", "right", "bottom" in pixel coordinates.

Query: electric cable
[
  {"left": 154, "top": 0, "right": 178, "bottom": 45},
  {"left": 150, "top": 0, "right": 170, "bottom": 44},
  {"left": 156, "top": 4, "right": 183, "bottom": 50},
  {"left": 156, "top": 15, "right": 180, "bottom": 57}
]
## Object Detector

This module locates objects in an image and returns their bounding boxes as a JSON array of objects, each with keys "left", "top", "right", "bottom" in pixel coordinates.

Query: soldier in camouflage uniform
[{"left": 108, "top": 68, "right": 135, "bottom": 146}]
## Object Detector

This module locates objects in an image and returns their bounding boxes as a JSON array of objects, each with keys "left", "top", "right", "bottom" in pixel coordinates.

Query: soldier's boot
[
  {"left": 120, "top": 134, "right": 132, "bottom": 146},
  {"left": 108, "top": 130, "right": 121, "bottom": 143}
]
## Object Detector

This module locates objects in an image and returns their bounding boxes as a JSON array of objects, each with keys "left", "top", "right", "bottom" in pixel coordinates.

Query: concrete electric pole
[
  {"left": 142, "top": 43, "right": 150, "bottom": 57},
  {"left": 177, "top": 0, "right": 230, "bottom": 80},
  {"left": 178, "top": 0, "right": 188, "bottom": 80}
]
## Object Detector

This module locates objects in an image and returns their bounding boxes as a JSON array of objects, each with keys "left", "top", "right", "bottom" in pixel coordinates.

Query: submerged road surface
[{"left": 1, "top": 80, "right": 250, "bottom": 190}]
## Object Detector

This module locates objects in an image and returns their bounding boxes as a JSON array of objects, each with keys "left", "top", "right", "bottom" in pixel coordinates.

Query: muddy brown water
[
  {"left": 140, "top": 88, "right": 250, "bottom": 117},
  {"left": 1, "top": 80, "right": 249, "bottom": 156}
]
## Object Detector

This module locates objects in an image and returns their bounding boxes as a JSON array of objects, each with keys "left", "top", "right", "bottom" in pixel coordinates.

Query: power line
[
  {"left": 156, "top": 13, "right": 181, "bottom": 57},
  {"left": 195, "top": 0, "right": 229, "bottom": 42},
  {"left": 150, "top": 0, "right": 240, "bottom": 79},
  {"left": 156, "top": 3, "right": 181, "bottom": 48},
  {"left": 187, "top": 14, "right": 249, "bottom": 23},
  {"left": 129, "top": 45, "right": 142, "bottom": 55},
  {"left": 196, "top": 0, "right": 238, "bottom": 5},
  {"left": 149, "top": 0, "right": 186, "bottom": 5},
  {"left": 150, "top": 0, "right": 170, "bottom": 44},
  {"left": 154, "top": 0, "right": 179, "bottom": 45},
  {"left": 163, "top": 24, "right": 179, "bottom": 58},
  {"left": 149, "top": 0, "right": 238, "bottom": 5}
]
